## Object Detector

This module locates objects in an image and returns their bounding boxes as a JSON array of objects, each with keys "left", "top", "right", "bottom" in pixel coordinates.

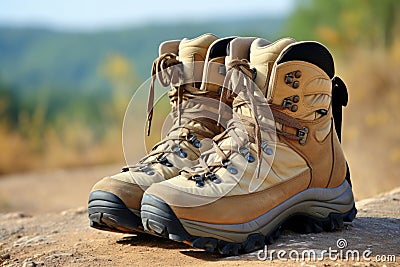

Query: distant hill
[{"left": 0, "top": 17, "right": 285, "bottom": 94}]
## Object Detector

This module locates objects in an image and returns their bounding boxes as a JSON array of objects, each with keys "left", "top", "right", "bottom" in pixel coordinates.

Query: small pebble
[{"left": 1, "top": 253, "right": 10, "bottom": 260}]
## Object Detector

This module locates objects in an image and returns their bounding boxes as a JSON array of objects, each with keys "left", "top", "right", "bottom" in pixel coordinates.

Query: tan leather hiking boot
[
  {"left": 87, "top": 33, "right": 240, "bottom": 233},
  {"left": 141, "top": 38, "right": 356, "bottom": 255}
]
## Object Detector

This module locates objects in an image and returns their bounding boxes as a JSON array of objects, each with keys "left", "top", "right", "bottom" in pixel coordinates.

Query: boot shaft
[
  {"left": 200, "top": 36, "right": 236, "bottom": 92},
  {"left": 159, "top": 39, "right": 180, "bottom": 55},
  {"left": 178, "top": 34, "right": 218, "bottom": 86},
  {"left": 267, "top": 41, "right": 334, "bottom": 121},
  {"left": 197, "top": 39, "right": 349, "bottom": 192},
  {"left": 266, "top": 41, "right": 347, "bottom": 188},
  {"left": 250, "top": 38, "right": 295, "bottom": 96}
]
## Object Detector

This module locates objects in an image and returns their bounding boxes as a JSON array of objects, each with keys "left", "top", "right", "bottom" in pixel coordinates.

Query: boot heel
[{"left": 283, "top": 180, "right": 357, "bottom": 233}]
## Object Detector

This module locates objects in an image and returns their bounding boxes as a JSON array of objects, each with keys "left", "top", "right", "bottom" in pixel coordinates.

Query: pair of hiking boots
[{"left": 88, "top": 34, "right": 356, "bottom": 256}]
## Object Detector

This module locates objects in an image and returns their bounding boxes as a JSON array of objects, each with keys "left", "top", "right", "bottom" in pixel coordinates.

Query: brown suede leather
[
  {"left": 327, "top": 122, "right": 347, "bottom": 188},
  {"left": 92, "top": 177, "right": 146, "bottom": 210},
  {"left": 165, "top": 170, "right": 310, "bottom": 224},
  {"left": 269, "top": 61, "right": 332, "bottom": 120},
  {"left": 282, "top": 113, "right": 346, "bottom": 189},
  {"left": 269, "top": 52, "right": 347, "bottom": 189}
]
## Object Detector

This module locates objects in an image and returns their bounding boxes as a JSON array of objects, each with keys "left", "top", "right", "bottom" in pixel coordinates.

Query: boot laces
[
  {"left": 182, "top": 59, "right": 306, "bottom": 186},
  {"left": 123, "top": 53, "right": 221, "bottom": 173}
]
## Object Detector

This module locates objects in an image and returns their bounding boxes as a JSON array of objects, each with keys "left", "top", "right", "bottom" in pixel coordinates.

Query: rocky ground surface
[{"left": 0, "top": 166, "right": 399, "bottom": 266}]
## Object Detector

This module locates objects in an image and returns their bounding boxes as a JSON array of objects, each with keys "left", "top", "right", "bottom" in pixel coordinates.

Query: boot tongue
[
  {"left": 158, "top": 40, "right": 180, "bottom": 55},
  {"left": 200, "top": 36, "right": 236, "bottom": 92},
  {"left": 250, "top": 38, "right": 296, "bottom": 96},
  {"left": 178, "top": 33, "right": 218, "bottom": 86},
  {"left": 230, "top": 38, "right": 297, "bottom": 132},
  {"left": 215, "top": 38, "right": 265, "bottom": 155},
  {"left": 223, "top": 37, "right": 257, "bottom": 90},
  {"left": 201, "top": 37, "right": 257, "bottom": 92},
  {"left": 226, "top": 37, "right": 256, "bottom": 64}
]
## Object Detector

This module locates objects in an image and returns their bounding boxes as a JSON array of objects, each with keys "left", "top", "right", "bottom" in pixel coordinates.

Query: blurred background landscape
[{"left": 0, "top": 0, "right": 399, "bottom": 213}]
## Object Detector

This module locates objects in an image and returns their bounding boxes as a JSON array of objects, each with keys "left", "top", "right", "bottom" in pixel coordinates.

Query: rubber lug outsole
[
  {"left": 88, "top": 190, "right": 143, "bottom": 233},
  {"left": 141, "top": 194, "right": 357, "bottom": 256}
]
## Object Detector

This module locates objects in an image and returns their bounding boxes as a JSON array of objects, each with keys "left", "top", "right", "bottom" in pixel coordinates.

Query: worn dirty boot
[
  {"left": 141, "top": 38, "right": 356, "bottom": 255},
  {"left": 88, "top": 34, "right": 241, "bottom": 233}
]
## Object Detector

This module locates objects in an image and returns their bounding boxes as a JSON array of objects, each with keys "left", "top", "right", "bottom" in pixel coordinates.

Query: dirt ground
[{"left": 0, "top": 165, "right": 399, "bottom": 266}]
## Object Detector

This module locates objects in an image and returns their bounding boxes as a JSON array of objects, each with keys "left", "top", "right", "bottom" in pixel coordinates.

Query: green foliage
[
  {"left": 285, "top": 0, "right": 400, "bottom": 49},
  {"left": 6, "top": 7, "right": 398, "bottom": 172},
  {"left": 0, "top": 82, "right": 19, "bottom": 126},
  {"left": 0, "top": 17, "right": 283, "bottom": 93},
  {"left": 0, "top": 17, "right": 287, "bottom": 173}
]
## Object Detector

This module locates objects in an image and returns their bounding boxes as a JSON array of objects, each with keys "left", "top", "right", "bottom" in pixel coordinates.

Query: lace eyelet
[
  {"left": 138, "top": 166, "right": 149, "bottom": 172},
  {"left": 265, "top": 147, "right": 273, "bottom": 155},
  {"left": 193, "top": 140, "right": 201, "bottom": 148},
  {"left": 239, "top": 146, "right": 254, "bottom": 163},
  {"left": 261, "top": 141, "right": 273, "bottom": 155},
  {"left": 171, "top": 144, "right": 181, "bottom": 153},
  {"left": 245, "top": 154, "right": 255, "bottom": 162},
  {"left": 221, "top": 159, "right": 237, "bottom": 174},
  {"left": 252, "top": 67, "right": 257, "bottom": 80},
  {"left": 184, "top": 133, "right": 201, "bottom": 148},
  {"left": 192, "top": 174, "right": 205, "bottom": 187},
  {"left": 205, "top": 172, "right": 221, "bottom": 184},
  {"left": 195, "top": 180, "right": 205, "bottom": 187},
  {"left": 157, "top": 156, "right": 173, "bottom": 167},
  {"left": 192, "top": 174, "right": 203, "bottom": 181},
  {"left": 238, "top": 147, "right": 250, "bottom": 156},
  {"left": 227, "top": 166, "right": 238, "bottom": 174},
  {"left": 261, "top": 140, "right": 268, "bottom": 149},
  {"left": 171, "top": 144, "right": 188, "bottom": 158},
  {"left": 138, "top": 166, "right": 155, "bottom": 175},
  {"left": 221, "top": 159, "right": 232, "bottom": 167},
  {"left": 185, "top": 133, "right": 196, "bottom": 142}
]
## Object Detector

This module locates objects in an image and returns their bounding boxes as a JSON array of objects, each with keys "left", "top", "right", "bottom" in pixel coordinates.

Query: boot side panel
[{"left": 281, "top": 114, "right": 347, "bottom": 189}]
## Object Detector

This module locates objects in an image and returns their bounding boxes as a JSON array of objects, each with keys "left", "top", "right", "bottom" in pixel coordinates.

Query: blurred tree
[
  {"left": 285, "top": 0, "right": 400, "bottom": 50},
  {"left": 99, "top": 53, "right": 139, "bottom": 123},
  {"left": 0, "top": 81, "right": 19, "bottom": 126},
  {"left": 17, "top": 89, "right": 49, "bottom": 152}
]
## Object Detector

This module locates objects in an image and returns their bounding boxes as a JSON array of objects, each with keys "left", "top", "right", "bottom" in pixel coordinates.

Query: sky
[{"left": 0, "top": 0, "right": 296, "bottom": 31}]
